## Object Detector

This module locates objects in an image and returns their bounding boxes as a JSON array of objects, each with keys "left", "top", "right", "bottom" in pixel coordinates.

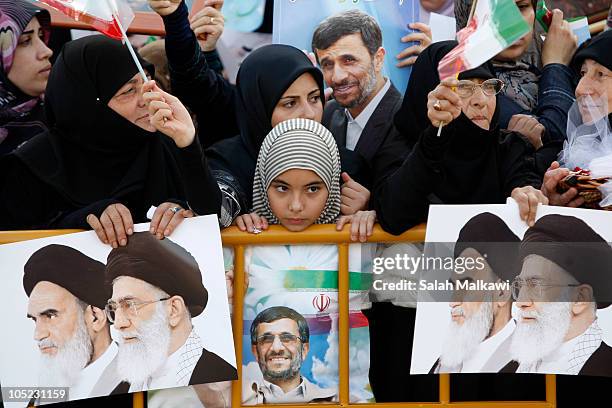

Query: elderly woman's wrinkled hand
[
  {"left": 397, "top": 22, "right": 432, "bottom": 68},
  {"left": 427, "top": 79, "right": 462, "bottom": 128},
  {"left": 150, "top": 202, "right": 194, "bottom": 240},
  {"left": 190, "top": 1, "right": 225, "bottom": 52},
  {"left": 87, "top": 203, "right": 134, "bottom": 248},
  {"left": 508, "top": 114, "right": 545, "bottom": 150},
  {"left": 143, "top": 80, "right": 196, "bottom": 148},
  {"left": 540, "top": 161, "right": 586, "bottom": 207}
]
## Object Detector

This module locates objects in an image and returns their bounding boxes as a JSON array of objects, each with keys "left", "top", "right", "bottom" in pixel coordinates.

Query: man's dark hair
[
  {"left": 250, "top": 306, "right": 310, "bottom": 345},
  {"left": 311, "top": 9, "right": 382, "bottom": 57}
]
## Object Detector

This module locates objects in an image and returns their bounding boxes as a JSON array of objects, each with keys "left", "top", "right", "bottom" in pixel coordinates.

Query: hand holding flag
[
  {"left": 434, "top": 0, "right": 531, "bottom": 136},
  {"left": 428, "top": 79, "right": 462, "bottom": 130}
]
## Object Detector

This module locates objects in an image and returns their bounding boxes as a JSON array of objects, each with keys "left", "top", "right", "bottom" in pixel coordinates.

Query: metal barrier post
[{"left": 338, "top": 243, "right": 350, "bottom": 406}]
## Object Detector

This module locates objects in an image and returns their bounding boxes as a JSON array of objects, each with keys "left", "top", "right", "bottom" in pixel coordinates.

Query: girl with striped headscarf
[{"left": 234, "top": 118, "right": 376, "bottom": 241}]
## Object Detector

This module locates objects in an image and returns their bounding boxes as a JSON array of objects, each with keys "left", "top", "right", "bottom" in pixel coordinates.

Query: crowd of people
[{"left": 1, "top": 0, "right": 612, "bottom": 406}]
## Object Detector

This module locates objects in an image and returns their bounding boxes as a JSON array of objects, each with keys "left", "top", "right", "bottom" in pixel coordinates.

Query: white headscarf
[{"left": 251, "top": 118, "right": 341, "bottom": 224}]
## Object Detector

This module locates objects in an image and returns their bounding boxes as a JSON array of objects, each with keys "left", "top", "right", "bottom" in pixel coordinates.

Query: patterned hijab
[
  {"left": 0, "top": 0, "right": 50, "bottom": 116},
  {"left": 252, "top": 118, "right": 341, "bottom": 225}
]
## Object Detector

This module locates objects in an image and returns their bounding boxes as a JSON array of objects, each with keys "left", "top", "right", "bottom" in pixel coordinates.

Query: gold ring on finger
[
  {"left": 210, "top": 17, "right": 215, "bottom": 24},
  {"left": 433, "top": 100, "right": 442, "bottom": 111}
]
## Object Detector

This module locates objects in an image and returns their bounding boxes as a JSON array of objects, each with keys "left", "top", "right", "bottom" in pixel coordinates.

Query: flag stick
[
  {"left": 468, "top": 0, "right": 479, "bottom": 21},
  {"left": 104, "top": 0, "right": 147, "bottom": 83},
  {"left": 113, "top": 14, "right": 148, "bottom": 83}
]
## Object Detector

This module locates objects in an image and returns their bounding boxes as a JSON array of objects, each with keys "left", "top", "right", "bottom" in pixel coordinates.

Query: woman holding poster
[{"left": 0, "top": 35, "right": 220, "bottom": 246}]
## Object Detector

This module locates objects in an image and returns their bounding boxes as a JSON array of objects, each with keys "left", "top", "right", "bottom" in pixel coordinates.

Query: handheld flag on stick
[
  {"left": 435, "top": 0, "right": 530, "bottom": 135},
  {"left": 33, "top": 0, "right": 147, "bottom": 81}
]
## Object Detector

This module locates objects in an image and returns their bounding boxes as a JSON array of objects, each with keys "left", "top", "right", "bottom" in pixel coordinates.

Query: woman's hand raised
[
  {"left": 143, "top": 80, "right": 196, "bottom": 148},
  {"left": 427, "top": 78, "right": 462, "bottom": 128}
]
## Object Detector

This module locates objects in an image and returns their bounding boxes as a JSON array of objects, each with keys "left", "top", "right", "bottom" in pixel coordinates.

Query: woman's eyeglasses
[{"left": 455, "top": 78, "right": 505, "bottom": 98}]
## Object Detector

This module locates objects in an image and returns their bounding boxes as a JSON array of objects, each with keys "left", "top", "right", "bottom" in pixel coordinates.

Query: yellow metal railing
[{"left": 0, "top": 225, "right": 556, "bottom": 408}]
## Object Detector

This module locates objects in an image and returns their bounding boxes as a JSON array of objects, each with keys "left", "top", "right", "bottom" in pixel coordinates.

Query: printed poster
[{"left": 0, "top": 216, "right": 236, "bottom": 407}]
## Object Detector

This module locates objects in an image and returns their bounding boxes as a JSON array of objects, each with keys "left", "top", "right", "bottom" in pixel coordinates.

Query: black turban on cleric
[
  {"left": 106, "top": 232, "right": 208, "bottom": 317},
  {"left": 23, "top": 244, "right": 108, "bottom": 309},
  {"left": 454, "top": 212, "right": 520, "bottom": 282},
  {"left": 519, "top": 214, "right": 612, "bottom": 308}
]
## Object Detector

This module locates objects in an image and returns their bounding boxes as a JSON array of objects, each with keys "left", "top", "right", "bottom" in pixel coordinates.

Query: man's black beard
[{"left": 260, "top": 347, "right": 303, "bottom": 382}]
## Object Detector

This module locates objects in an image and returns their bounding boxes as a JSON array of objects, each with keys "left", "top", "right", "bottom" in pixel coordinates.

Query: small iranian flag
[
  {"left": 34, "top": 0, "right": 134, "bottom": 40},
  {"left": 438, "top": 0, "right": 530, "bottom": 80}
]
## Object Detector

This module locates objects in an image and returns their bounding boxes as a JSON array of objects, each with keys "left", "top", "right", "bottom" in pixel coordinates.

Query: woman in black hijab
[
  {"left": 206, "top": 44, "right": 327, "bottom": 227},
  {"left": 0, "top": 35, "right": 220, "bottom": 247},
  {"left": 452, "top": 0, "right": 577, "bottom": 145},
  {"left": 373, "top": 41, "right": 543, "bottom": 235},
  {"left": 155, "top": 1, "right": 358, "bottom": 228}
]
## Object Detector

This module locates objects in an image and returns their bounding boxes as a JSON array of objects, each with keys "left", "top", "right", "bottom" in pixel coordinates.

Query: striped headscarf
[{"left": 252, "top": 118, "right": 341, "bottom": 225}]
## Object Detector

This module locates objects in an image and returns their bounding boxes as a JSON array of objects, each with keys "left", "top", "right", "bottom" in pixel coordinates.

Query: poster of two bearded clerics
[
  {"left": 0, "top": 215, "right": 236, "bottom": 407},
  {"left": 411, "top": 202, "right": 612, "bottom": 377}
]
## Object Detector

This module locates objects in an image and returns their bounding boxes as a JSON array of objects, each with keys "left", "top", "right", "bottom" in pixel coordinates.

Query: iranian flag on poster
[
  {"left": 438, "top": 0, "right": 530, "bottom": 80},
  {"left": 34, "top": 0, "right": 134, "bottom": 40}
]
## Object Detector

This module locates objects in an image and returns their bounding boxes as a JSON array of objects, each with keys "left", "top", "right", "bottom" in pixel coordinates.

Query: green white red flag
[
  {"left": 438, "top": 0, "right": 531, "bottom": 80},
  {"left": 33, "top": 0, "right": 134, "bottom": 40}
]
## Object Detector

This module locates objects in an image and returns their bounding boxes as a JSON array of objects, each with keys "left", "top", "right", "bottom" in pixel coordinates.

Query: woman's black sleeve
[
  {"left": 372, "top": 125, "right": 453, "bottom": 235},
  {"left": 499, "top": 132, "right": 543, "bottom": 196},
  {"left": 175, "top": 137, "right": 222, "bottom": 217},
  {"left": 0, "top": 159, "right": 117, "bottom": 230},
  {"left": 163, "top": 1, "right": 239, "bottom": 144}
]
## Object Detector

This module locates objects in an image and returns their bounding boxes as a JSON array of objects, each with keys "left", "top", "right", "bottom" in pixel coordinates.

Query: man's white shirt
[{"left": 262, "top": 378, "right": 307, "bottom": 403}]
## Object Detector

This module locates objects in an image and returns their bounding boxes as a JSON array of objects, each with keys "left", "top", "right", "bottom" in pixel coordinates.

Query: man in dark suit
[
  {"left": 105, "top": 232, "right": 237, "bottom": 393},
  {"left": 311, "top": 10, "right": 409, "bottom": 213}
]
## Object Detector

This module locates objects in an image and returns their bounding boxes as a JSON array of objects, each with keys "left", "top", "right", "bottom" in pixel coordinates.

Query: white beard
[
  {"left": 439, "top": 301, "right": 494, "bottom": 369},
  {"left": 116, "top": 303, "right": 171, "bottom": 386},
  {"left": 38, "top": 309, "right": 92, "bottom": 388},
  {"left": 510, "top": 302, "right": 572, "bottom": 366}
]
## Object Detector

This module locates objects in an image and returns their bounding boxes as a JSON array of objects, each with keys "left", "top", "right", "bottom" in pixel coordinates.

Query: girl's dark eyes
[{"left": 307, "top": 186, "right": 320, "bottom": 193}]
